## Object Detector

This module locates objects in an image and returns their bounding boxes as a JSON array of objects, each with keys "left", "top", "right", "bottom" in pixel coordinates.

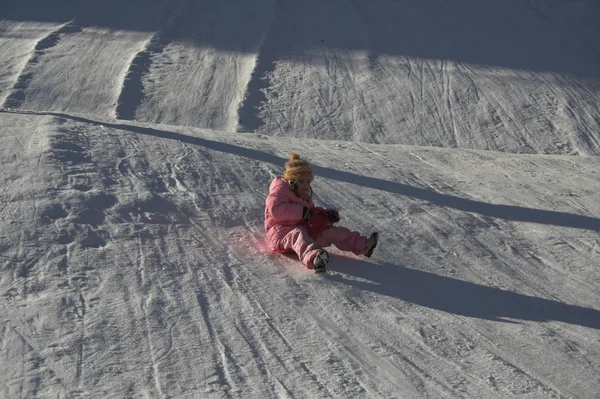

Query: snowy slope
[
  {"left": 2, "top": 0, "right": 599, "bottom": 152},
  {"left": 1, "top": 0, "right": 600, "bottom": 398},
  {"left": 2, "top": 110, "right": 599, "bottom": 398}
]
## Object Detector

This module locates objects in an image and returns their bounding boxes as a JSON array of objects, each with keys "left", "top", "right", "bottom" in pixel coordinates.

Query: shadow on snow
[
  {"left": 12, "top": 109, "right": 598, "bottom": 328},
  {"left": 30, "top": 111, "right": 600, "bottom": 233},
  {"left": 328, "top": 256, "right": 600, "bottom": 330},
  {"left": 1, "top": 0, "right": 599, "bottom": 80}
]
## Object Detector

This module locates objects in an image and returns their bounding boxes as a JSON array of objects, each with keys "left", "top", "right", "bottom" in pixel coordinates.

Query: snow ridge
[
  {"left": 114, "top": 32, "right": 169, "bottom": 121},
  {"left": 236, "top": 0, "right": 278, "bottom": 133},
  {"left": 115, "top": 0, "right": 189, "bottom": 121},
  {"left": 2, "top": 21, "right": 81, "bottom": 109}
]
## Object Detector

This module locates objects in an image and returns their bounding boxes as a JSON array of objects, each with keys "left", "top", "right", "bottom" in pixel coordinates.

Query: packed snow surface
[{"left": 1, "top": 1, "right": 600, "bottom": 398}]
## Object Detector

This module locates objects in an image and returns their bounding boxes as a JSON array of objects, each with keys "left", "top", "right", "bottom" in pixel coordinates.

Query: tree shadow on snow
[
  {"left": 2, "top": 0, "right": 599, "bottom": 80},
  {"left": 327, "top": 256, "right": 600, "bottom": 330}
]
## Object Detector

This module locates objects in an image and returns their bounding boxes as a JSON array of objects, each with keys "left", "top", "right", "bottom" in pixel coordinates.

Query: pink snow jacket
[{"left": 264, "top": 177, "right": 314, "bottom": 250}]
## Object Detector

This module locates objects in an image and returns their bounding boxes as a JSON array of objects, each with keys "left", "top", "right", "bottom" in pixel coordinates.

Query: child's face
[{"left": 294, "top": 178, "right": 312, "bottom": 199}]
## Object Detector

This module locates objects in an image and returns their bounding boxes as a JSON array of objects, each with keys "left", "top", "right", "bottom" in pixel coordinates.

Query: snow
[{"left": 1, "top": 0, "right": 600, "bottom": 398}]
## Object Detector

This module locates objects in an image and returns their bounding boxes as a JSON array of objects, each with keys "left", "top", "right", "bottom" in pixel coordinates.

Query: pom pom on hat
[{"left": 284, "top": 153, "right": 313, "bottom": 181}]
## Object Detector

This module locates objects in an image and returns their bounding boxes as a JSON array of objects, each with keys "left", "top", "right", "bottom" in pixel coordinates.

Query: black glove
[{"left": 325, "top": 209, "right": 340, "bottom": 223}]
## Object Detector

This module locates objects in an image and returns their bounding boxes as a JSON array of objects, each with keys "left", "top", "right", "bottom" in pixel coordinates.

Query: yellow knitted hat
[{"left": 283, "top": 153, "right": 313, "bottom": 181}]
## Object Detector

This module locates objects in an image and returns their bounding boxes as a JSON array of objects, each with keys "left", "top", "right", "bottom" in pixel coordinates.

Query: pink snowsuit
[{"left": 264, "top": 177, "right": 369, "bottom": 268}]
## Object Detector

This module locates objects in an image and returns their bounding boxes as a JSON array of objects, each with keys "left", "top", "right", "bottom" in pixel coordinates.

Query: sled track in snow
[{"left": 2, "top": 21, "right": 82, "bottom": 109}]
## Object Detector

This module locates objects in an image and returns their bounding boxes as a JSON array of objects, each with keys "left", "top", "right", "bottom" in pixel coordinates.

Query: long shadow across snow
[
  {"left": 328, "top": 256, "right": 600, "bottom": 330},
  {"left": 30, "top": 111, "right": 600, "bottom": 233}
]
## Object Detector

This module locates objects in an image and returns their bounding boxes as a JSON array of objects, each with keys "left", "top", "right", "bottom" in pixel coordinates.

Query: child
[{"left": 264, "top": 153, "right": 378, "bottom": 273}]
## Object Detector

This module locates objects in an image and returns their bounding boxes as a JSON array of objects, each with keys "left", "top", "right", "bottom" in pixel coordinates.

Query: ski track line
[
  {"left": 218, "top": 250, "right": 300, "bottom": 398},
  {"left": 565, "top": 101, "right": 600, "bottom": 155},
  {"left": 430, "top": 311, "right": 568, "bottom": 398},
  {"left": 109, "top": 235, "right": 164, "bottom": 396},
  {"left": 310, "top": 310, "right": 433, "bottom": 398},
  {"left": 254, "top": 284, "right": 342, "bottom": 397},
  {"left": 216, "top": 245, "right": 328, "bottom": 397},
  {"left": 257, "top": 259, "right": 433, "bottom": 397},
  {"left": 408, "top": 320, "right": 491, "bottom": 396},
  {"left": 73, "top": 293, "right": 86, "bottom": 390},
  {"left": 429, "top": 60, "right": 455, "bottom": 148},
  {"left": 554, "top": 75, "right": 600, "bottom": 156},
  {"left": 308, "top": 258, "right": 479, "bottom": 398},
  {"left": 0, "top": 121, "right": 43, "bottom": 226},
  {"left": 15, "top": 326, "right": 34, "bottom": 399},
  {"left": 330, "top": 0, "right": 380, "bottom": 142},
  {"left": 2, "top": 21, "right": 82, "bottom": 109},
  {"left": 444, "top": 60, "right": 460, "bottom": 148},
  {"left": 135, "top": 235, "right": 165, "bottom": 399},
  {"left": 111, "top": 139, "right": 191, "bottom": 396},
  {"left": 487, "top": 72, "right": 544, "bottom": 153},
  {"left": 168, "top": 219, "right": 246, "bottom": 396},
  {"left": 115, "top": 0, "right": 189, "bottom": 121},
  {"left": 220, "top": 242, "right": 345, "bottom": 397},
  {"left": 7, "top": 309, "right": 70, "bottom": 397},
  {"left": 454, "top": 63, "right": 482, "bottom": 149},
  {"left": 232, "top": 319, "right": 295, "bottom": 399},
  {"left": 460, "top": 315, "right": 573, "bottom": 398},
  {"left": 418, "top": 59, "right": 426, "bottom": 141},
  {"left": 192, "top": 269, "right": 237, "bottom": 397},
  {"left": 417, "top": 317, "right": 507, "bottom": 398}
]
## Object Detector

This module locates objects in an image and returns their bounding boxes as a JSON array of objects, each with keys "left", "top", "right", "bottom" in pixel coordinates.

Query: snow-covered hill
[
  {"left": 3, "top": 0, "right": 600, "bottom": 153},
  {"left": 1, "top": 1, "right": 600, "bottom": 398}
]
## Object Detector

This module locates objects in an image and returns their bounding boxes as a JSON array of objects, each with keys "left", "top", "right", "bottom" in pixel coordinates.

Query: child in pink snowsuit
[{"left": 264, "top": 153, "right": 378, "bottom": 273}]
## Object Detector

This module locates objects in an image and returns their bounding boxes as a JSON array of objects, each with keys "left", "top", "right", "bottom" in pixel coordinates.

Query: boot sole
[
  {"left": 314, "top": 250, "right": 329, "bottom": 274},
  {"left": 365, "top": 232, "right": 379, "bottom": 258}
]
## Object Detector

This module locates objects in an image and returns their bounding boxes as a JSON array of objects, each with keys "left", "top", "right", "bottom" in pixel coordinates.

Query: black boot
[{"left": 314, "top": 249, "right": 329, "bottom": 274}]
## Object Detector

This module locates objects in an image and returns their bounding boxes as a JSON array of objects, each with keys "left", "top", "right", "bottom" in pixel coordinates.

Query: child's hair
[{"left": 284, "top": 153, "right": 313, "bottom": 182}]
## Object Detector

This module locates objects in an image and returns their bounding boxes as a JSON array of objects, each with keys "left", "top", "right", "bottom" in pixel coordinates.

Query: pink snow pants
[{"left": 271, "top": 225, "right": 368, "bottom": 268}]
